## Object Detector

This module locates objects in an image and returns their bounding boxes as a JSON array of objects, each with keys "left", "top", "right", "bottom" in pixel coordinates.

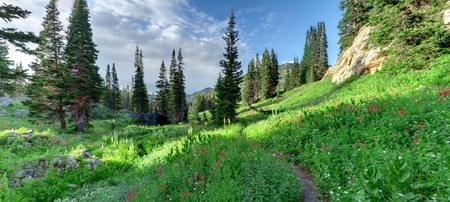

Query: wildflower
[
  {"left": 188, "top": 178, "right": 192, "bottom": 183},
  {"left": 399, "top": 110, "right": 406, "bottom": 116},
  {"left": 344, "top": 191, "right": 349, "bottom": 194},
  {"left": 398, "top": 156, "right": 402, "bottom": 160},
  {"left": 195, "top": 182, "right": 201, "bottom": 187},
  {"left": 194, "top": 172, "right": 198, "bottom": 178},
  {"left": 206, "top": 183, "right": 210, "bottom": 187},
  {"left": 287, "top": 152, "right": 291, "bottom": 156},
  {"left": 404, "top": 129, "right": 409, "bottom": 133},
  {"left": 414, "top": 138, "right": 419, "bottom": 144},
  {"left": 392, "top": 132, "right": 396, "bottom": 136},
  {"left": 128, "top": 192, "right": 133, "bottom": 200},
  {"left": 199, "top": 174, "right": 205, "bottom": 179},
  {"left": 418, "top": 122, "right": 423, "bottom": 127}
]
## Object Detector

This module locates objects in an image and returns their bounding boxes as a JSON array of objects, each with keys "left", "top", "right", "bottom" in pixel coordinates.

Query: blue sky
[{"left": 4, "top": 0, "right": 343, "bottom": 94}]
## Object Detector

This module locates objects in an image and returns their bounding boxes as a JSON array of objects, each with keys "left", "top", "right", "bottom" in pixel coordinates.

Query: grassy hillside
[{"left": 1, "top": 55, "right": 450, "bottom": 201}]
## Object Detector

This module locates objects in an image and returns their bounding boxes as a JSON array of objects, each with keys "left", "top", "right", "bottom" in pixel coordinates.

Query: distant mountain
[{"left": 186, "top": 87, "right": 214, "bottom": 103}]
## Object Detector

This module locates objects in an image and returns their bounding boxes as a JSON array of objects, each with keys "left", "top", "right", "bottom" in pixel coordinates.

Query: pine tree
[
  {"left": 65, "top": 0, "right": 103, "bottom": 131},
  {"left": 0, "top": 40, "right": 17, "bottom": 96},
  {"left": 155, "top": 60, "right": 169, "bottom": 122},
  {"left": 289, "top": 56, "right": 300, "bottom": 89},
  {"left": 131, "top": 46, "right": 149, "bottom": 114},
  {"left": 299, "top": 29, "right": 311, "bottom": 85},
  {"left": 23, "top": 0, "right": 68, "bottom": 129},
  {"left": 284, "top": 66, "right": 291, "bottom": 92},
  {"left": 103, "top": 64, "right": 112, "bottom": 109},
  {"left": 177, "top": 48, "right": 188, "bottom": 123},
  {"left": 121, "top": 85, "right": 131, "bottom": 110},
  {"left": 242, "top": 59, "right": 255, "bottom": 105},
  {"left": 253, "top": 53, "right": 261, "bottom": 102},
  {"left": 0, "top": 3, "right": 39, "bottom": 54},
  {"left": 260, "top": 47, "right": 270, "bottom": 99},
  {"left": 337, "top": 0, "right": 373, "bottom": 51},
  {"left": 212, "top": 8, "right": 243, "bottom": 123},
  {"left": 110, "top": 63, "right": 120, "bottom": 117},
  {"left": 167, "top": 49, "right": 177, "bottom": 123},
  {"left": 13, "top": 62, "right": 25, "bottom": 97},
  {"left": 269, "top": 48, "right": 279, "bottom": 97},
  {"left": 315, "top": 22, "right": 328, "bottom": 79}
]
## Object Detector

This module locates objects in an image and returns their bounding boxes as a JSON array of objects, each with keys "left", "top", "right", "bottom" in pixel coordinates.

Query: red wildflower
[
  {"left": 133, "top": 189, "right": 136, "bottom": 194},
  {"left": 287, "top": 152, "right": 291, "bottom": 157},
  {"left": 128, "top": 192, "right": 133, "bottom": 200},
  {"left": 392, "top": 132, "right": 396, "bottom": 136},
  {"left": 199, "top": 174, "right": 205, "bottom": 179},
  {"left": 369, "top": 106, "right": 376, "bottom": 112},
  {"left": 196, "top": 182, "right": 201, "bottom": 187},
  {"left": 206, "top": 183, "right": 210, "bottom": 187},
  {"left": 199, "top": 148, "right": 206, "bottom": 153},
  {"left": 194, "top": 172, "right": 198, "bottom": 178},
  {"left": 125, "top": 200, "right": 128, "bottom": 202},
  {"left": 404, "top": 129, "right": 409, "bottom": 133},
  {"left": 418, "top": 122, "right": 423, "bottom": 127},
  {"left": 399, "top": 110, "right": 406, "bottom": 116},
  {"left": 414, "top": 138, "right": 419, "bottom": 144}
]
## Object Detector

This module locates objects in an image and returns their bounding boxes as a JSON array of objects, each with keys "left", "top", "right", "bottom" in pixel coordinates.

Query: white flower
[
  {"left": 383, "top": 151, "right": 386, "bottom": 154},
  {"left": 344, "top": 191, "right": 349, "bottom": 194},
  {"left": 398, "top": 193, "right": 404, "bottom": 197},
  {"left": 430, "top": 154, "right": 436, "bottom": 158},
  {"left": 338, "top": 186, "right": 341, "bottom": 190},
  {"left": 398, "top": 156, "right": 402, "bottom": 160},
  {"left": 433, "top": 130, "right": 437, "bottom": 134},
  {"left": 330, "top": 190, "right": 334, "bottom": 195}
]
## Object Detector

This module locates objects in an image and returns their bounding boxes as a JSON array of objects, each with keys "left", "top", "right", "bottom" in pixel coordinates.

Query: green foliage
[
  {"left": 0, "top": 40, "right": 22, "bottom": 96},
  {"left": 156, "top": 60, "right": 169, "bottom": 122},
  {"left": 299, "top": 23, "right": 328, "bottom": 85},
  {"left": 167, "top": 49, "right": 188, "bottom": 124},
  {"left": 242, "top": 59, "right": 256, "bottom": 105},
  {"left": 368, "top": 0, "right": 450, "bottom": 73}
]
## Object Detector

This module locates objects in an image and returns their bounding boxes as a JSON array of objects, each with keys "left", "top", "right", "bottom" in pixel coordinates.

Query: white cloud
[{"left": 2, "top": 0, "right": 239, "bottom": 94}]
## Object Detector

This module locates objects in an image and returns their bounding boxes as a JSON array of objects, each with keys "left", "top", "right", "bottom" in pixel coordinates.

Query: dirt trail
[{"left": 292, "top": 164, "right": 325, "bottom": 202}]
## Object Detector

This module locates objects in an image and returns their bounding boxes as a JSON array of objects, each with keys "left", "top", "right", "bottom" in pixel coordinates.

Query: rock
[
  {"left": 53, "top": 154, "right": 64, "bottom": 168},
  {"left": 88, "top": 158, "right": 104, "bottom": 171},
  {"left": 12, "top": 170, "right": 25, "bottom": 179},
  {"left": 443, "top": 2, "right": 450, "bottom": 30},
  {"left": 9, "top": 179, "right": 19, "bottom": 188},
  {"left": 8, "top": 131, "right": 18, "bottom": 137},
  {"left": 24, "top": 129, "right": 33, "bottom": 140},
  {"left": 0, "top": 109, "right": 6, "bottom": 117},
  {"left": 25, "top": 168, "right": 36, "bottom": 178},
  {"left": 120, "top": 109, "right": 134, "bottom": 120},
  {"left": 323, "top": 26, "right": 386, "bottom": 84},
  {"left": 137, "top": 113, "right": 158, "bottom": 125},
  {"left": 0, "top": 97, "right": 12, "bottom": 107},
  {"left": 82, "top": 150, "right": 91, "bottom": 158},
  {"left": 11, "top": 97, "right": 29, "bottom": 102},
  {"left": 13, "top": 111, "right": 22, "bottom": 117},
  {"left": 66, "top": 156, "right": 79, "bottom": 169}
]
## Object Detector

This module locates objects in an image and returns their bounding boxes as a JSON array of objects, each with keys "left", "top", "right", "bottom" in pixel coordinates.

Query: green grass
[{"left": 1, "top": 55, "right": 450, "bottom": 201}]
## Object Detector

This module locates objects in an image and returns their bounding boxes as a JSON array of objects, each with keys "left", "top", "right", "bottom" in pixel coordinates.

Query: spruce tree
[
  {"left": 131, "top": 46, "right": 149, "bottom": 114},
  {"left": 177, "top": 48, "right": 188, "bottom": 123},
  {"left": 155, "top": 60, "right": 169, "bottom": 122},
  {"left": 260, "top": 47, "right": 271, "bottom": 99},
  {"left": 299, "top": 29, "right": 311, "bottom": 85},
  {"left": 24, "top": 0, "right": 68, "bottom": 129},
  {"left": 289, "top": 56, "right": 300, "bottom": 89},
  {"left": 253, "top": 53, "right": 261, "bottom": 102},
  {"left": 0, "top": 3, "right": 38, "bottom": 54},
  {"left": 103, "top": 64, "right": 112, "bottom": 109},
  {"left": 242, "top": 59, "right": 255, "bottom": 105},
  {"left": 212, "top": 8, "right": 243, "bottom": 123},
  {"left": 284, "top": 66, "right": 291, "bottom": 92},
  {"left": 167, "top": 49, "right": 177, "bottom": 123},
  {"left": 269, "top": 48, "right": 279, "bottom": 97},
  {"left": 0, "top": 40, "right": 17, "bottom": 96},
  {"left": 111, "top": 63, "right": 120, "bottom": 117},
  {"left": 65, "top": 0, "right": 103, "bottom": 131},
  {"left": 121, "top": 85, "right": 131, "bottom": 110}
]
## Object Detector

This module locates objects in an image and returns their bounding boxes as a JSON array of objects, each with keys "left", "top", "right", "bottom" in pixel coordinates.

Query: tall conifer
[
  {"left": 111, "top": 63, "right": 120, "bottom": 117},
  {"left": 212, "top": 8, "right": 243, "bottom": 123},
  {"left": 260, "top": 47, "right": 270, "bottom": 99},
  {"left": 131, "top": 46, "right": 149, "bottom": 114},
  {"left": 156, "top": 60, "right": 169, "bottom": 121},
  {"left": 24, "top": 0, "right": 68, "bottom": 129},
  {"left": 65, "top": 0, "right": 103, "bottom": 131}
]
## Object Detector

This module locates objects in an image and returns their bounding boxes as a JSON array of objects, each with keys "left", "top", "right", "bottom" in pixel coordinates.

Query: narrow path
[{"left": 292, "top": 164, "right": 325, "bottom": 202}]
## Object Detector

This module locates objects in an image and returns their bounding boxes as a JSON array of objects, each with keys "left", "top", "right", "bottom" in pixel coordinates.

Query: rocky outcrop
[
  {"left": 323, "top": 26, "right": 386, "bottom": 84},
  {"left": 0, "top": 97, "right": 12, "bottom": 107}
]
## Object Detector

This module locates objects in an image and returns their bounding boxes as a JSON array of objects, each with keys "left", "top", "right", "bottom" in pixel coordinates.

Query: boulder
[
  {"left": 322, "top": 26, "right": 386, "bottom": 84},
  {"left": 137, "top": 113, "right": 158, "bottom": 125},
  {"left": 0, "top": 97, "right": 12, "bottom": 107},
  {"left": 24, "top": 129, "right": 34, "bottom": 140},
  {"left": 87, "top": 158, "right": 104, "bottom": 171},
  {"left": 66, "top": 156, "right": 79, "bottom": 169},
  {"left": 82, "top": 149, "right": 91, "bottom": 158}
]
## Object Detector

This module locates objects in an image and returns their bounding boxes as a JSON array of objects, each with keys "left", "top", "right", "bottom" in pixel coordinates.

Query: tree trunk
[{"left": 58, "top": 103, "right": 66, "bottom": 130}]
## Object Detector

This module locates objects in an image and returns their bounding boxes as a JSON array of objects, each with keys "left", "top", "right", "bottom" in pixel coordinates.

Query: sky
[{"left": 3, "top": 0, "right": 342, "bottom": 94}]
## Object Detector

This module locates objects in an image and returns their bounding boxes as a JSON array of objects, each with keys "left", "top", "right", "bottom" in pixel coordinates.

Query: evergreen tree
[
  {"left": 260, "top": 47, "right": 271, "bottom": 99},
  {"left": 306, "top": 26, "right": 317, "bottom": 83},
  {"left": 0, "top": 40, "right": 17, "bottom": 96},
  {"left": 289, "top": 56, "right": 300, "bottom": 89},
  {"left": 253, "top": 53, "right": 261, "bottom": 102},
  {"left": 0, "top": 3, "right": 39, "bottom": 54},
  {"left": 242, "top": 59, "right": 255, "bottom": 105},
  {"left": 103, "top": 64, "right": 112, "bottom": 109},
  {"left": 284, "top": 65, "right": 291, "bottom": 91},
  {"left": 337, "top": 0, "right": 373, "bottom": 51},
  {"left": 121, "top": 85, "right": 131, "bottom": 110},
  {"left": 131, "top": 46, "right": 149, "bottom": 114},
  {"left": 315, "top": 22, "right": 328, "bottom": 79},
  {"left": 269, "top": 48, "right": 279, "bottom": 97},
  {"left": 65, "top": 0, "right": 103, "bottom": 131},
  {"left": 167, "top": 49, "right": 177, "bottom": 122},
  {"left": 23, "top": 0, "right": 68, "bottom": 129},
  {"left": 110, "top": 63, "right": 120, "bottom": 117},
  {"left": 13, "top": 62, "right": 25, "bottom": 97},
  {"left": 299, "top": 29, "right": 311, "bottom": 85},
  {"left": 212, "top": 8, "right": 243, "bottom": 123},
  {"left": 155, "top": 60, "right": 169, "bottom": 122},
  {"left": 177, "top": 49, "right": 188, "bottom": 123}
]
